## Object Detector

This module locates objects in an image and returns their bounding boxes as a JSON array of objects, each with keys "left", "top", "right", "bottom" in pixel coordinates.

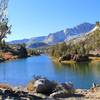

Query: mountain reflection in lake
[{"left": 0, "top": 55, "right": 100, "bottom": 89}]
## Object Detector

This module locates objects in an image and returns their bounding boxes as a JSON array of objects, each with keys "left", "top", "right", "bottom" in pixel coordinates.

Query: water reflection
[
  {"left": 52, "top": 61, "right": 100, "bottom": 88},
  {"left": 53, "top": 62, "right": 100, "bottom": 76},
  {"left": 0, "top": 55, "right": 100, "bottom": 89}
]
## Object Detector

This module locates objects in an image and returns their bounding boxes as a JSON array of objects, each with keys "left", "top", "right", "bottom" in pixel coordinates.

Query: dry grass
[
  {"left": 89, "top": 57, "right": 100, "bottom": 63},
  {"left": 0, "top": 84, "right": 12, "bottom": 90},
  {"left": 61, "top": 60, "right": 76, "bottom": 64}
]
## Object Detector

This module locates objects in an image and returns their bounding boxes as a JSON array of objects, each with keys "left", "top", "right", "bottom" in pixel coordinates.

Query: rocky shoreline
[
  {"left": 0, "top": 44, "right": 42, "bottom": 63},
  {"left": 0, "top": 77, "right": 99, "bottom": 100},
  {"left": 51, "top": 56, "right": 100, "bottom": 65}
]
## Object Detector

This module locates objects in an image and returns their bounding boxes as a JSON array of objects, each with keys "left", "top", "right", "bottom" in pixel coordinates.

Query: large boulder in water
[
  {"left": 27, "top": 77, "right": 57, "bottom": 94},
  {"left": 27, "top": 76, "right": 75, "bottom": 98}
]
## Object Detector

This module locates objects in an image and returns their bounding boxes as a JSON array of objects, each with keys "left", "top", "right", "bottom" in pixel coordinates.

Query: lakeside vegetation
[
  {"left": 0, "top": 43, "right": 42, "bottom": 62},
  {"left": 0, "top": 17, "right": 41, "bottom": 62}
]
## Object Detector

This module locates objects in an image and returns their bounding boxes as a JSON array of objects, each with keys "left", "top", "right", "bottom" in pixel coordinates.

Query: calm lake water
[{"left": 0, "top": 54, "right": 100, "bottom": 89}]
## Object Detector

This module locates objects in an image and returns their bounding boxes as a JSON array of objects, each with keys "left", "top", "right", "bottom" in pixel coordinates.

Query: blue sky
[{"left": 7, "top": 0, "right": 100, "bottom": 41}]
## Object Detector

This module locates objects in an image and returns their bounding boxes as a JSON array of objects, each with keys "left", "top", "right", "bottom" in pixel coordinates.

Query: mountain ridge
[{"left": 8, "top": 22, "right": 95, "bottom": 48}]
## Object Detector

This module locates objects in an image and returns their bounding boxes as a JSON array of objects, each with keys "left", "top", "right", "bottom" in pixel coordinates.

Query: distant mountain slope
[
  {"left": 8, "top": 39, "right": 29, "bottom": 44},
  {"left": 42, "top": 23, "right": 95, "bottom": 44},
  {"left": 44, "top": 30, "right": 66, "bottom": 45},
  {"left": 64, "top": 23, "right": 95, "bottom": 41},
  {"left": 66, "top": 22, "right": 100, "bottom": 50},
  {"left": 8, "top": 22, "right": 95, "bottom": 48},
  {"left": 30, "top": 36, "right": 46, "bottom": 43},
  {"left": 26, "top": 42, "right": 49, "bottom": 48},
  {"left": 27, "top": 36, "right": 46, "bottom": 44}
]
